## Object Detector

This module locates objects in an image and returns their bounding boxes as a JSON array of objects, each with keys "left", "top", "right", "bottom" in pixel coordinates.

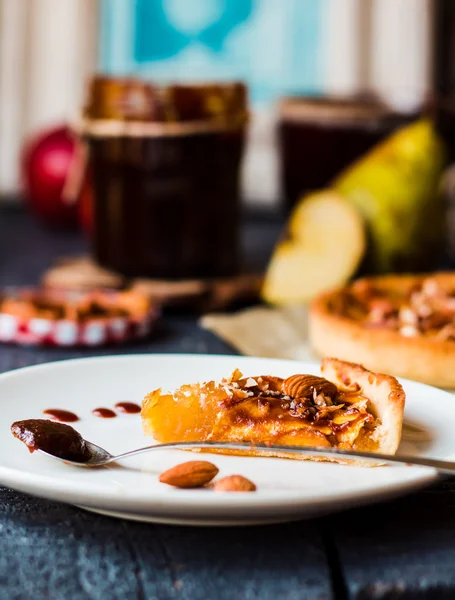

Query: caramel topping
[{"left": 216, "top": 370, "right": 372, "bottom": 439}]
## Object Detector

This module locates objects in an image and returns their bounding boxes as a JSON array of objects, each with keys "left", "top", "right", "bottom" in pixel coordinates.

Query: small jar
[
  {"left": 80, "top": 77, "right": 248, "bottom": 279},
  {"left": 278, "top": 96, "right": 418, "bottom": 212}
]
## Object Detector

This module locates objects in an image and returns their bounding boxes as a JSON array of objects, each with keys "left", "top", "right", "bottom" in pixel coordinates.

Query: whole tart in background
[{"left": 309, "top": 272, "right": 455, "bottom": 388}]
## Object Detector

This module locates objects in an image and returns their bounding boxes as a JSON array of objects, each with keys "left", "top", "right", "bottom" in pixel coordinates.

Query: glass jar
[
  {"left": 80, "top": 77, "right": 248, "bottom": 279},
  {"left": 278, "top": 96, "right": 418, "bottom": 212}
]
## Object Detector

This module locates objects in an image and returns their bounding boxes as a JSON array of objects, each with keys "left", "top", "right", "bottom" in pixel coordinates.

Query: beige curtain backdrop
[
  {"left": 323, "top": 0, "right": 432, "bottom": 107},
  {"left": 0, "top": 0, "right": 432, "bottom": 201},
  {"left": 248, "top": 0, "right": 433, "bottom": 206},
  {"left": 0, "top": 0, "right": 98, "bottom": 197}
]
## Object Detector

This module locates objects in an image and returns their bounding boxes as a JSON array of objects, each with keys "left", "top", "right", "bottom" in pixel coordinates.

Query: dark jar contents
[
  {"left": 278, "top": 96, "right": 419, "bottom": 212},
  {"left": 81, "top": 78, "right": 248, "bottom": 279}
]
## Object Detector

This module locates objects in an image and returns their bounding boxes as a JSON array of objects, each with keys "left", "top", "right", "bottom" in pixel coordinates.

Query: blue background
[{"left": 99, "top": 0, "right": 324, "bottom": 105}]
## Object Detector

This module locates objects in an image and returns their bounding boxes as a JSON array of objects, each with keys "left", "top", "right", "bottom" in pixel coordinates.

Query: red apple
[{"left": 21, "top": 125, "right": 80, "bottom": 227}]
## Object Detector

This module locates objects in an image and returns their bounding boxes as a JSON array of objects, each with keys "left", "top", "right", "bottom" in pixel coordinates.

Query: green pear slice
[{"left": 262, "top": 190, "right": 365, "bottom": 305}]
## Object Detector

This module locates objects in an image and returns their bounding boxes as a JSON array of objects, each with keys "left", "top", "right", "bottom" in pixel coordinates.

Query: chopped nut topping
[
  {"left": 256, "top": 376, "right": 283, "bottom": 392},
  {"left": 368, "top": 298, "right": 396, "bottom": 323},
  {"left": 399, "top": 307, "right": 418, "bottom": 326},
  {"left": 256, "top": 376, "right": 269, "bottom": 392},
  {"left": 400, "top": 325, "right": 419, "bottom": 337},
  {"left": 344, "top": 276, "right": 455, "bottom": 341},
  {"left": 244, "top": 377, "right": 258, "bottom": 388},
  {"left": 314, "top": 394, "right": 327, "bottom": 407},
  {"left": 222, "top": 385, "right": 234, "bottom": 397},
  {"left": 217, "top": 367, "right": 369, "bottom": 435},
  {"left": 421, "top": 279, "right": 440, "bottom": 297}
]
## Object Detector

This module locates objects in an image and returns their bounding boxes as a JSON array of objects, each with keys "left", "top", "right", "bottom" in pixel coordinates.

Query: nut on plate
[
  {"left": 159, "top": 461, "right": 219, "bottom": 488},
  {"left": 212, "top": 475, "right": 256, "bottom": 492}
]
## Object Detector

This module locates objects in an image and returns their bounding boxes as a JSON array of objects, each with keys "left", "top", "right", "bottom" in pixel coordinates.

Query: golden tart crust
[
  {"left": 142, "top": 358, "right": 405, "bottom": 465},
  {"left": 309, "top": 272, "right": 455, "bottom": 388}
]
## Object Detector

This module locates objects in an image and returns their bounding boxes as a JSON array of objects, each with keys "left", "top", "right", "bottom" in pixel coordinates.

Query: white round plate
[{"left": 0, "top": 354, "right": 451, "bottom": 526}]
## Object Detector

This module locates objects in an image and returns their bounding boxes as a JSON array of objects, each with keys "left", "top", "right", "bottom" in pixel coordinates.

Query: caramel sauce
[
  {"left": 114, "top": 402, "right": 141, "bottom": 414},
  {"left": 43, "top": 409, "right": 79, "bottom": 423},
  {"left": 92, "top": 408, "right": 116, "bottom": 418},
  {"left": 217, "top": 378, "right": 370, "bottom": 434}
]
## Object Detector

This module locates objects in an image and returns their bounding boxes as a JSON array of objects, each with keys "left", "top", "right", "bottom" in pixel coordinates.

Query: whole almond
[
  {"left": 159, "top": 461, "right": 218, "bottom": 488},
  {"left": 212, "top": 475, "right": 256, "bottom": 492},
  {"left": 282, "top": 374, "right": 337, "bottom": 400}
]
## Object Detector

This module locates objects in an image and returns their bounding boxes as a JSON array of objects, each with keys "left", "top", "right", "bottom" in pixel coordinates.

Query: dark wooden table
[{"left": 1, "top": 208, "right": 455, "bottom": 600}]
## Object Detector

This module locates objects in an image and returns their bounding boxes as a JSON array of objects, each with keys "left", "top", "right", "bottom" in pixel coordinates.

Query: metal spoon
[{"left": 40, "top": 438, "right": 455, "bottom": 475}]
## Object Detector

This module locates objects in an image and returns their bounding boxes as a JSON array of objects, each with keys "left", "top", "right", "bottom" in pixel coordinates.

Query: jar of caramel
[
  {"left": 279, "top": 96, "right": 418, "bottom": 212},
  {"left": 80, "top": 77, "right": 248, "bottom": 279}
]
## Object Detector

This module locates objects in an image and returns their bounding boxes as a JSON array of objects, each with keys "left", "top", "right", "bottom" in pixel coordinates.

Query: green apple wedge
[
  {"left": 334, "top": 119, "right": 447, "bottom": 273},
  {"left": 262, "top": 190, "right": 366, "bottom": 305}
]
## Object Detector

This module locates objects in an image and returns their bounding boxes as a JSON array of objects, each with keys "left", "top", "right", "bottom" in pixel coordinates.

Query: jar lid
[
  {"left": 279, "top": 95, "right": 399, "bottom": 125},
  {"left": 79, "top": 77, "right": 249, "bottom": 137},
  {"left": 83, "top": 76, "right": 248, "bottom": 122}
]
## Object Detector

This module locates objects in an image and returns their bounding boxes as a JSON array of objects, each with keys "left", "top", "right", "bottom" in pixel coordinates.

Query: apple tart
[
  {"left": 309, "top": 272, "right": 455, "bottom": 388},
  {"left": 142, "top": 358, "right": 405, "bottom": 464}
]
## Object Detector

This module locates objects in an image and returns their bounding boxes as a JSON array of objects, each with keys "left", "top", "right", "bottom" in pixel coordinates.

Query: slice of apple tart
[{"left": 142, "top": 358, "right": 405, "bottom": 464}]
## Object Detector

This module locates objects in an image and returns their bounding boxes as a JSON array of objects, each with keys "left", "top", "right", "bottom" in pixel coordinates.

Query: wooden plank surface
[
  {"left": 0, "top": 487, "right": 333, "bottom": 600},
  {"left": 328, "top": 483, "right": 455, "bottom": 600},
  {"left": 1, "top": 208, "right": 455, "bottom": 600}
]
